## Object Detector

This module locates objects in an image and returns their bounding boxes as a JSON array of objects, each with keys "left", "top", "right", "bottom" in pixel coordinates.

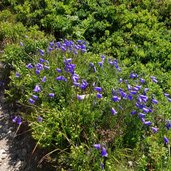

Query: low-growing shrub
[{"left": 5, "top": 39, "right": 171, "bottom": 170}]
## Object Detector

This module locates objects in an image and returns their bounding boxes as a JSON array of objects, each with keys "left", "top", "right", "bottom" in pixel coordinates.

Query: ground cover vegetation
[{"left": 0, "top": 0, "right": 171, "bottom": 170}]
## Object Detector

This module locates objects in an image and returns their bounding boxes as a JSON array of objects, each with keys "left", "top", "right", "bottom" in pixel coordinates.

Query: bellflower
[
  {"left": 97, "top": 93, "right": 102, "bottom": 99},
  {"left": 35, "top": 70, "right": 40, "bottom": 75},
  {"left": 152, "top": 98, "right": 158, "bottom": 104},
  {"left": 130, "top": 73, "right": 138, "bottom": 79},
  {"left": 93, "top": 144, "right": 101, "bottom": 150},
  {"left": 26, "top": 63, "right": 33, "bottom": 69},
  {"left": 56, "top": 76, "right": 67, "bottom": 82},
  {"left": 127, "top": 94, "right": 133, "bottom": 100},
  {"left": 49, "top": 93, "right": 55, "bottom": 98},
  {"left": 112, "top": 96, "right": 121, "bottom": 102},
  {"left": 80, "top": 80, "right": 88, "bottom": 90},
  {"left": 77, "top": 94, "right": 86, "bottom": 100},
  {"left": 139, "top": 113, "right": 146, "bottom": 118},
  {"left": 12, "top": 116, "right": 17, "bottom": 123},
  {"left": 131, "top": 110, "right": 137, "bottom": 115},
  {"left": 142, "top": 107, "right": 149, "bottom": 113},
  {"left": 94, "top": 87, "right": 102, "bottom": 92},
  {"left": 39, "top": 58, "right": 45, "bottom": 63},
  {"left": 164, "top": 136, "right": 169, "bottom": 144},
  {"left": 36, "top": 63, "right": 43, "bottom": 71},
  {"left": 56, "top": 68, "right": 62, "bottom": 73},
  {"left": 130, "top": 91, "right": 137, "bottom": 95},
  {"left": 33, "top": 85, "right": 41, "bottom": 93},
  {"left": 44, "top": 65, "right": 50, "bottom": 70},
  {"left": 32, "top": 95, "right": 38, "bottom": 100},
  {"left": 37, "top": 116, "right": 43, "bottom": 122},
  {"left": 143, "top": 121, "right": 152, "bottom": 126},
  {"left": 166, "top": 120, "right": 171, "bottom": 130},
  {"left": 150, "top": 76, "right": 158, "bottom": 83},
  {"left": 39, "top": 49, "right": 44, "bottom": 56},
  {"left": 29, "top": 98, "right": 35, "bottom": 104},
  {"left": 167, "top": 97, "right": 171, "bottom": 102},
  {"left": 140, "top": 78, "right": 145, "bottom": 84},
  {"left": 101, "top": 147, "right": 108, "bottom": 157},
  {"left": 17, "top": 117, "right": 22, "bottom": 125},
  {"left": 151, "top": 127, "right": 158, "bottom": 133},
  {"left": 15, "top": 72, "right": 20, "bottom": 78},
  {"left": 164, "top": 93, "right": 170, "bottom": 97},
  {"left": 41, "top": 76, "right": 46, "bottom": 82},
  {"left": 111, "top": 108, "right": 117, "bottom": 115}
]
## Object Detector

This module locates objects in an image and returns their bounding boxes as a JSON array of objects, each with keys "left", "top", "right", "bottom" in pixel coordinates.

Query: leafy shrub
[
  {"left": 6, "top": 39, "right": 171, "bottom": 170},
  {"left": 4, "top": 0, "right": 171, "bottom": 70}
]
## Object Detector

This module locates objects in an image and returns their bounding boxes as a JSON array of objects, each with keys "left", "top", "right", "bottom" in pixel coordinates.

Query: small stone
[{"left": 128, "top": 161, "right": 133, "bottom": 167}]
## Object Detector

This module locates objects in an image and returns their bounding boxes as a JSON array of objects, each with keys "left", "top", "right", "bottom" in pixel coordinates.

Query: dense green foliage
[
  {"left": 2, "top": 0, "right": 171, "bottom": 70},
  {"left": 0, "top": 0, "right": 171, "bottom": 170},
  {"left": 5, "top": 40, "right": 171, "bottom": 170}
]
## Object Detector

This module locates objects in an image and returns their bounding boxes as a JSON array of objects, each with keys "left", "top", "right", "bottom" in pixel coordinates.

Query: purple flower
[
  {"left": 16, "top": 72, "right": 20, "bottom": 78},
  {"left": 17, "top": 117, "right": 22, "bottom": 125},
  {"left": 13, "top": 116, "right": 22, "bottom": 125},
  {"left": 77, "top": 94, "right": 86, "bottom": 100},
  {"left": 127, "top": 94, "right": 133, "bottom": 100},
  {"left": 130, "top": 91, "right": 137, "bottom": 95},
  {"left": 166, "top": 120, "right": 171, "bottom": 130},
  {"left": 164, "top": 93, "right": 170, "bottom": 97},
  {"left": 143, "top": 121, "right": 152, "bottom": 126},
  {"left": 144, "top": 88, "right": 149, "bottom": 93},
  {"left": 150, "top": 76, "right": 158, "bottom": 83},
  {"left": 100, "top": 163, "right": 105, "bottom": 170},
  {"left": 130, "top": 73, "right": 138, "bottom": 79},
  {"left": 131, "top": 110, "right": 137, "bottom": 115},
  {"left": 136, "top": 103, "right": 144, "bottom": 109},
  {"left": 49, "top": 93, "right": 55, "bottom": 98},
  {"left": 35, "top": 70, "right": 40, "bottom": 75},
  {"left": 139, "top": 94, "right": 148, "bottom": 102},
  {"left": 56, "top": 68, "right": 62, "bottom": 73},
  {"left": 120, "top": 90, "right": 127, "bottom": 99},
  {"left": 164, "top": 136, "right": 169, "bottom": 144},
  {"left": 152, "top": 98, "right": 158, "bottom": 104},
  {"left": 167, "top": 98, "right": 171, "bottom": 102},
  {"left": 12, "top": 116, "right": 17, "bottom": 123},
  {"left": 142, "top": 107, "right": 149, "bottom": 113},
  {"left": 101, "top": 147, "right": 108, "bottom": 157},
  {"left": 39, "top": 49, "right": 44, "bottom": 56},
  {"left": 93, "top": 144, "right": 101, "bottom": 150},
  {"left": 29, "top": 98, "right": 35, "bottom": 104},
  {"left": 140, "top": 78, "right": 145, "bottom": 83},
  {"left": 44, "top": 65, "right": 50, "bottom": 70},
  {"left": 33, "top": 85, "right": 41, "bottom": 93},
  {"left": 97, "top": 93, "right": 102, "bottom": 99},
  {"left": 39, "top": 58, "right": 45, "bottom": 63},
  {"left": 127, "top": 84, "right": 132, "bottom": 90},
  {"left": 94, "top": 87, "right": 102, "bottom": 92},
  {"left": 139, "top": 113, "right": 146, "bottom": 118},
  {"left": 26, "top": 63, "right": 33, "bottom": 69},
  {"left": 37, "top": 116, "right": 43, "bottom": 122},
  {"left": 80, "top": 80, "right": 88, "bottom": 90},
  {"left": 112, "top": 96, "right": 121, "bottom": 102},
  {"left": 20, "top": 42, "right": 24, "bottom": 46},
  {"left": 32, "top": 95, "right": 38, "bottom": 100},
  {"left": 151, "top": 127, "right": 158, "bottom": 133},
  {"left": 41, "top": 76, "right": 46, "bottom": 82},
  {"left": 111, "top": 108, "right": 117, "bottom": 115},
  {"left": 36, "top": 63, "right": 43, "bottom": 70},
  {"left": 56, "top": 76, "right": 67, "bottom": 82}
]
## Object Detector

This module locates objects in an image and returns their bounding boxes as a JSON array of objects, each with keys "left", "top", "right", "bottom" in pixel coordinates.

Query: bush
[
  {"left": 4, "top": 0, "right": 171, "bottom": 71},
  {"left": 5, "top": 39, "right": 171, "bottom": 170}
]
